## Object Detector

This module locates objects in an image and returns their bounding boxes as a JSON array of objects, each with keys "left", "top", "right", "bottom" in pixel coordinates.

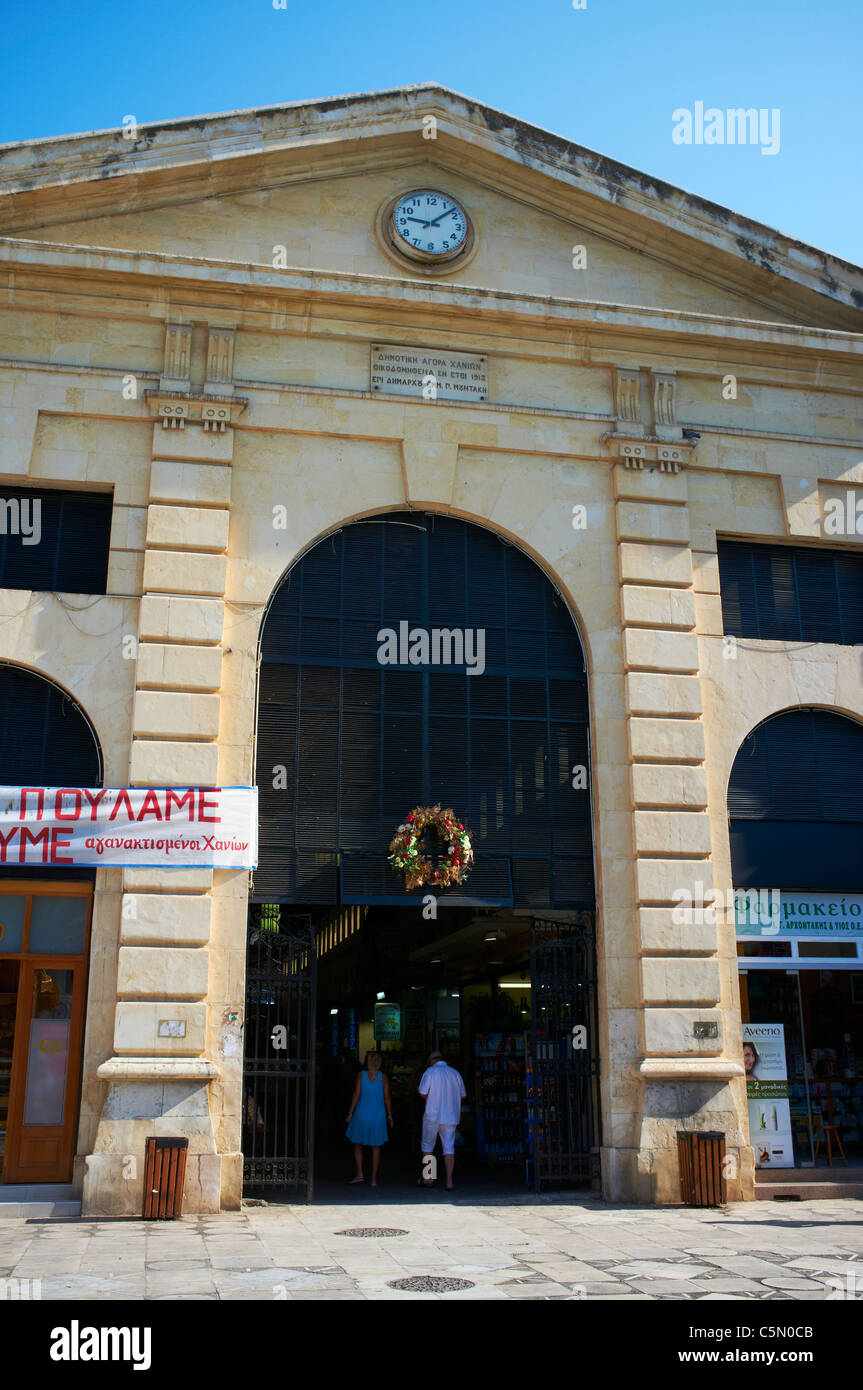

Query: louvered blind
[
  {"left": 255, "top": 515, "right": 593, "bottom": 907},
  {"left": 0, "top": 486, "right": 112, "bottom": 594},
  {"left": 0, "top": 664, "right": 102, "bottom": 785},
  {"left": 728, "top": 709, "right": 863, "bottom": 891},
  {"left": 0, "top": 664, "right": 101, "bottom": 883},
  {"left": 717, "top": 539, "right": 863, "bottom": 644}
]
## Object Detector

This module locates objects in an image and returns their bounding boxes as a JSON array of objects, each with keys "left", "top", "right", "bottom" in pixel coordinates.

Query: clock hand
[
  {"left": 425, "top": 207, "right": 459, "bottom": 228},
  {"left": 405, "top": 217, "right": 430, "bottom": 225}
]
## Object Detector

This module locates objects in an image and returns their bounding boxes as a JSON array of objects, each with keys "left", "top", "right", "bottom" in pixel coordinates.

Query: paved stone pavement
[{"left": 2, "top": 1194, "right": 862, "bottom": 1300}]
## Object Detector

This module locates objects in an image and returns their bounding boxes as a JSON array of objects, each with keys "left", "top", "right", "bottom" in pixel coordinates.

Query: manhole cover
[
  {"left": 387, "top": 1275, "right": 475, "bottom": 1292},
  {"left": 335, "top": 1227, "right": 409, "bottom": 1238}
]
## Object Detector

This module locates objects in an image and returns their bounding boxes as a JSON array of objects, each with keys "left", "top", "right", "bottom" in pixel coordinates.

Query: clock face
[{"left": 392, "top": 190, "right": 469, "bottom": 260}]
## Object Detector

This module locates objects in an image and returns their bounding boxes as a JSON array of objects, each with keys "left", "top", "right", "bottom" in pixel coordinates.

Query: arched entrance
[
  {"left": 245, "top": 513, "right": 600, "bottom": 1199},
  {"left": 730, "top": 708, "right": 863, "bottom": 1175},
  {"left": 0, "top": 664, "right": 101, "bottom": 1185}
]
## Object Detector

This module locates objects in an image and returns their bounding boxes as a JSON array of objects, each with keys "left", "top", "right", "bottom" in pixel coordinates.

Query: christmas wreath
[{"left": 388, "top": 805, "right": 473, "bottom": 891}]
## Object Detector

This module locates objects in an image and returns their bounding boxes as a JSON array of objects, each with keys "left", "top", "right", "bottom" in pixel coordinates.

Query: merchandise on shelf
[{"left": 474, "top": 1032, "right": 528, "bottom": 1167}]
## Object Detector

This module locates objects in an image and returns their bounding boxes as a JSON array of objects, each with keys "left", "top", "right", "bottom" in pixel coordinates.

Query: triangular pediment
[{"left": 1, "top": 85, "right": 860, "bottom": 332}]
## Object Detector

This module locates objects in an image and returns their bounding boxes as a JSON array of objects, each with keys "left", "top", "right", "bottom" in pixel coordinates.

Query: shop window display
[{"left": 741, "top": 958, "right": 863, "bottom": 1167}]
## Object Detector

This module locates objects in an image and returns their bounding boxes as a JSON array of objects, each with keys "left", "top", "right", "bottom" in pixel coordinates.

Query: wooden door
[
  {"left": 0, "top": 883, "right": 90, "bottom": 1185},
  {"left": 3, "top": 960, "right": 87, "bottom": 1183}
]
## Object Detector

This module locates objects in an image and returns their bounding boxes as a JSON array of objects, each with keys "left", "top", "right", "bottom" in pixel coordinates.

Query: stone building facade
[{"left": 0, "top": 85, "right": 861, "bottom": 1213}]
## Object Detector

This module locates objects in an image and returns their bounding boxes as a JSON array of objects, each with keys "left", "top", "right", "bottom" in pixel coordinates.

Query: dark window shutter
[
  {"left": 255, "top": 515, "right": 593, "bottom": 907},
  {"left": 718, "top": 538, "right": 863, "bottom": 645},
  {"left": 717, "top": 540, "right": 758, "bottom": 637},
  {"left": 728, "top": 708, "right": 863, "bottom": 891},
  {"left": 0, "top": 664, "right": 102, "bottom": 785},
  {"left": 836, "top": 553, "right": 863, "bottom": 644},
  {"left": 0, "top": 487, "right": 112, "bottom": 594},
  {"left": 795, "top": 549, "right": 843, "bottom": 644},
  {"left": 752, "top": 546, "right": 799, "bottom": 640}
]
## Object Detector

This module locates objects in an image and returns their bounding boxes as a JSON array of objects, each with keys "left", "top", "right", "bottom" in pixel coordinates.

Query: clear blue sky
[{"left": 1, "top": 0, "right": 860, "bottom": 265}]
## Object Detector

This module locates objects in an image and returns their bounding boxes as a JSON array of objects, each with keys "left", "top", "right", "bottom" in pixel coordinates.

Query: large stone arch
[
  {"left": 252, "top": 511, "right": 594, "bottom": 911},
  {"left": 243, "top": 507, "right": 605, "bottom": 1197}
]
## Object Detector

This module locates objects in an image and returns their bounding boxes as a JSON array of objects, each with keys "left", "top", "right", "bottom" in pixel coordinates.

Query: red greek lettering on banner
[
  {"left": 19, "top": 788, "right": 45, "bottom": 820},
  {"left": 50, "top": 828, "right": 73, "bottom": 864},
  {"left": 54, "top": 788, "right": 83, "bottom": 820},
  {"left": 166, "top": 789, "right": 195, "bottom": 820},
  {"left": 109, "top": 789, "right": 135, "bottom": 822},
  {"left": 197, "top": 789, "right": 221, "bottom": 824},
  {"left": 83, "top": 789, "right": 107, "bottom": 819},
  {"left": 136, "top": 789, "right": 164, "bottom": 821},
  {"left": 21, "top": 826, "right": 51, "bottom": 862}
]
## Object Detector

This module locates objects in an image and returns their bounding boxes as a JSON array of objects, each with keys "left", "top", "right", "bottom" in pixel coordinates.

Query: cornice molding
[
  {"left": 2, "top": 237, "right": 862, "bottom": 363},
  {"left": 635, "top": 1058, "right": 746, "bottom": 1081},
  {"left": 96, "top": 1056, "right": 220, "bottom": 1080}
]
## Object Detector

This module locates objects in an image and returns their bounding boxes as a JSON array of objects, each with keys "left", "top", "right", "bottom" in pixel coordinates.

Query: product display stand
[{"left": 474, "top": 1032, "right": 527, "bottom": 1172}]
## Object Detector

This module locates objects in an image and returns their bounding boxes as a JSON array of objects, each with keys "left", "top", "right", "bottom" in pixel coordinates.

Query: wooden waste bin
[
  {"left": 677, "top": 1130, "right": 726, "bottom": 1207},
  {"left": 143, "top": 1136, "right": 189, "bottom": 1219}
]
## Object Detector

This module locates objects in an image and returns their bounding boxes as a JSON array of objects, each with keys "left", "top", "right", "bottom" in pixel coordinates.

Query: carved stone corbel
[
  {"left": 204, "top": 328, "right": 236, "bottom": 397},
  {"left": 651, "top": 370, "right": 681, "bottom": 441},
  {"left": 160, "top": 324, "right": 192, "bottom": 392},
  {"left": 613, "top": 367, "right": 643, "bottom": 436}
]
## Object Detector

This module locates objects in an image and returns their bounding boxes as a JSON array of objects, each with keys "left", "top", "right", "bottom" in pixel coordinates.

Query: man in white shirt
[{"left": 418, "top": 1051, "right": 467, "bottom": 1190}]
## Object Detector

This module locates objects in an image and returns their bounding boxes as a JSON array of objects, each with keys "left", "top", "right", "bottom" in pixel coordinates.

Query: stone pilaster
[
  {"left": 604, "top": 443, "right": 751, "bottom": 1202},
  {"left": 82, "top": 326, "right": 246, "bottom": 1215}
]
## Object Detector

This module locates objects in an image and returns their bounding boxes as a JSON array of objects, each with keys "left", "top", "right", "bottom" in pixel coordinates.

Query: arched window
[
  {"left": 0, "top": 664, "right": 102, "bottom": 788},
  {"left": 728, "top": 708, "right": 863, "bottom": 890},
  {"left": 0, "top": 662, "right": 101, "bottom": 883},
  {"left": 255, "top": 514, "right": 593, "bottom": 907}
]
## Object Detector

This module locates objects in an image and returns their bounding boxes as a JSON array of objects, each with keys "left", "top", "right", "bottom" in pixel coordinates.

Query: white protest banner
[{"left": 0, "top": 786, "right": 258, "bottom": 869}]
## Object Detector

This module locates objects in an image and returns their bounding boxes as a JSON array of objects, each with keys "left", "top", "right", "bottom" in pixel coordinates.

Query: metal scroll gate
[
  {"left": 529, "top": 916, "right": 600, "bottom": 1191},
  {"left": 242, "top": 906, "right": 316, "bottom": 1201}
]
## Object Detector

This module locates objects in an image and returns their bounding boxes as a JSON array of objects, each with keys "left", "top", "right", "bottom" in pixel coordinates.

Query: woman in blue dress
[{"left": 346, "top": 1051, "right": 392, "bottom": 1186}]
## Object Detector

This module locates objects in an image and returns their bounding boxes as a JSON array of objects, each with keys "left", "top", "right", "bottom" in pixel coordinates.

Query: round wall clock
[{"left": 390, "top": 190, "right": 470, "bottom": 263}]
